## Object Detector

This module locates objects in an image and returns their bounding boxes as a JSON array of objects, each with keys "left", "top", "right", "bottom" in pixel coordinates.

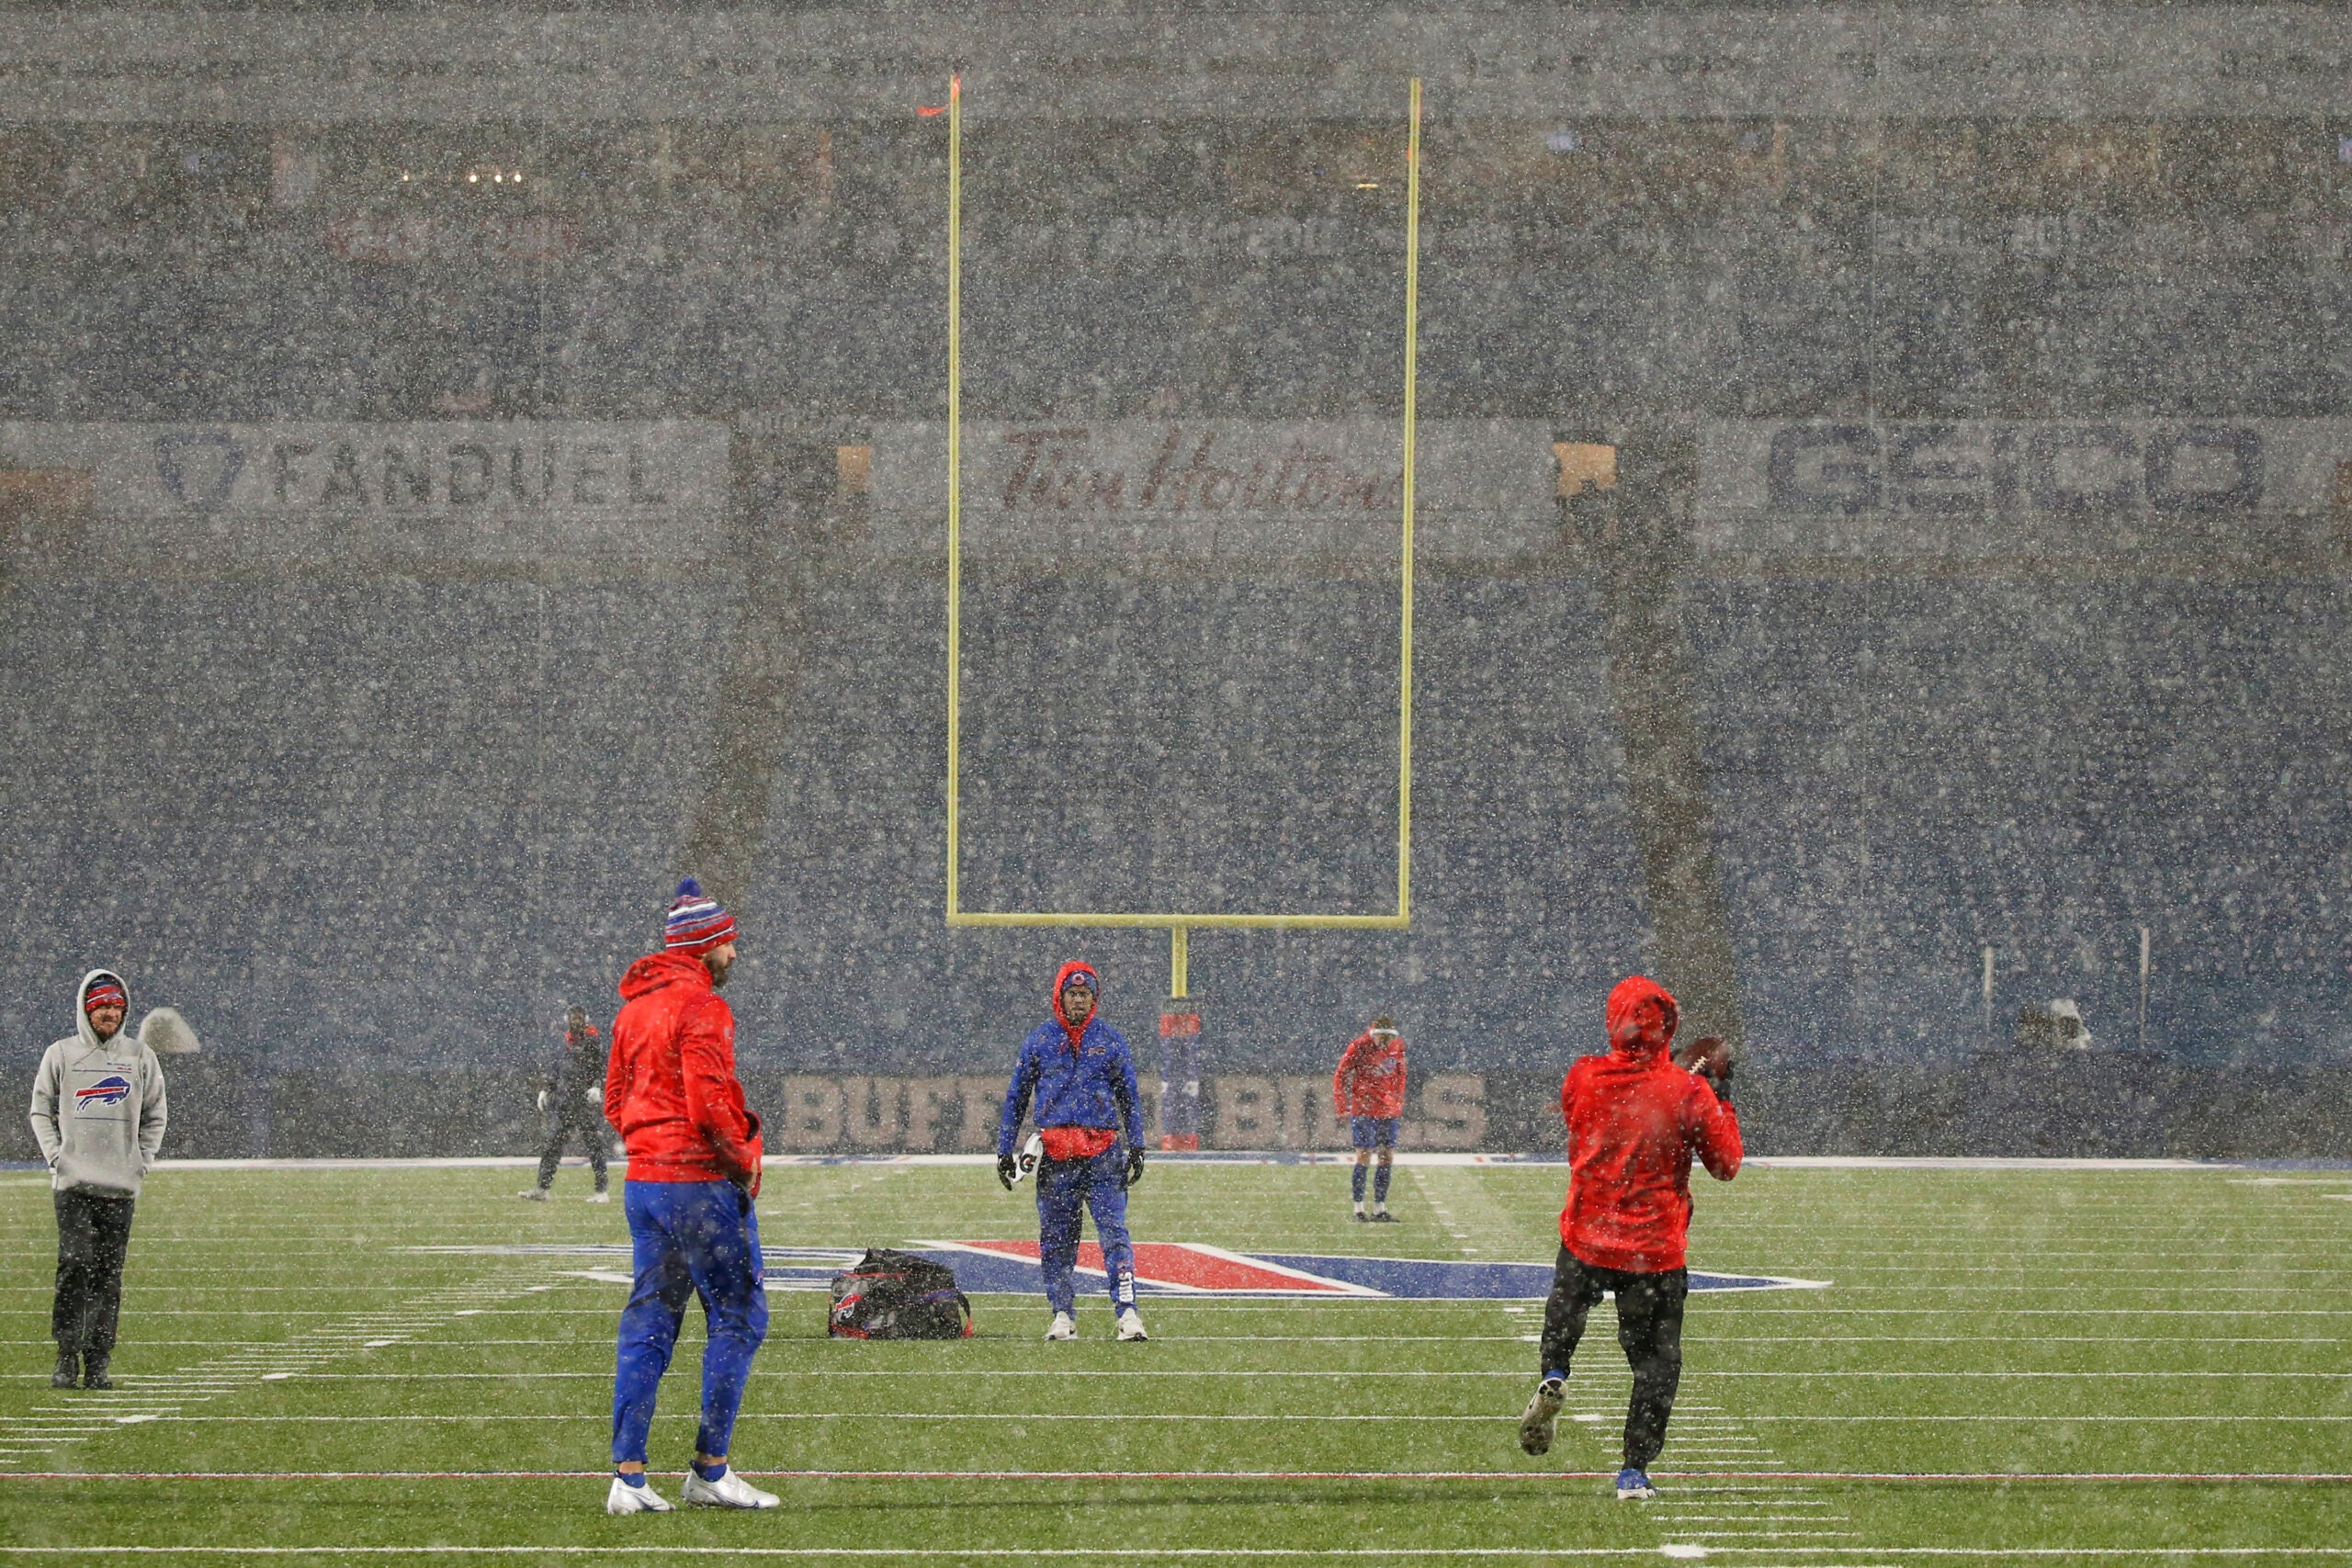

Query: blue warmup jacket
[{"left": 998, "top": 1016, "right": 1145, "bottom": 1158}]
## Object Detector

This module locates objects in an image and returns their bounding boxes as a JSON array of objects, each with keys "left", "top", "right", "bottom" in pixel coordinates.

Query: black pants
[
  {"left": 1537, "top": 1247, "right": 1688, "bottom": 1471},
  {"left": 537, "top": 1108, "right": 609, "bottom": 1190},
  {"left": 52, "top": 1189, "right": 136, "bottom": 1356}
]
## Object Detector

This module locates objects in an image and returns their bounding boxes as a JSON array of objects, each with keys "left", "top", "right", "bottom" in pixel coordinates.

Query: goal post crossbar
[{"left": 943, "top": 77, "right": 1422, "bottom": 967}]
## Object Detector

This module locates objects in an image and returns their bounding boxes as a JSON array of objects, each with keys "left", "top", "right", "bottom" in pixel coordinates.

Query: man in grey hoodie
[{"left": 29, "top": 969, "right": 168, "bottom": 1390}]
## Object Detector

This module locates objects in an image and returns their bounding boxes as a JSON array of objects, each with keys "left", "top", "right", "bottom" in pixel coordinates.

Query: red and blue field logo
[
  {"left": 812, "top": 1242, "right": 1823, "bottom": 1299},
  {"left": 74, "top": 1075, "right": 133, "bottom": 1111}
]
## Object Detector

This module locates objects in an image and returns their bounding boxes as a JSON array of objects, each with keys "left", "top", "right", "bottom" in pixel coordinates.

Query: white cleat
[
  {"left": 1115, "top": 1308, "right": 1149, "bottom": 1342},
  {"left": 606, "top": 1475, "right": 673, "bottom": 1514},
  {"left": 1045, "top": 1312, "right": 1078, "bottom": 1342},
  {"left": 682, "top": 1468, "right": 780, "bottom": 1509},
  {"left": 586, "top": 1191, "right": 611, "bottom": 1203},
  {"left": 518, "top": 1188, "right": 550, "bottom": 1202},
  {"left": 1519, "top": 1377, "right": 1566, "bottom": 1456}
]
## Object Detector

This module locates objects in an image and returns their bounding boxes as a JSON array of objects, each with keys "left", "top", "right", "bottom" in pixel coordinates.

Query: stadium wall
[{"left": 3, "top": 1055, "right": 2340, "bottom": 1163}]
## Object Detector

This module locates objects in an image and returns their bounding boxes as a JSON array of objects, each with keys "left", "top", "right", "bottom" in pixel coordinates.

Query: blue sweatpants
[
  {"left": 612, "top": 1179, "right": 769, "bottom": 1465},
  {"left": 1035, "top": 1145, "right": 1136, "bottom": 1315}
]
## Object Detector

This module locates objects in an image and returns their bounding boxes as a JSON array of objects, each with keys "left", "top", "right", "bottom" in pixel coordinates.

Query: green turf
[{"left": 0, "top": 1158, "right": 2346, "bottom": 1562}]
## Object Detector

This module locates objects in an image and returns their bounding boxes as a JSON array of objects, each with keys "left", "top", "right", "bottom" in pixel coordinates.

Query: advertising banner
[
  {"left": 0, "top": 421, "right": 729, "bottom": 570},
  {"left": 1698, "top": 419, "right": 2352, "bottom": 566},
  {"left": 866, "top": 420, "right": 1557, "bottom": 571}
]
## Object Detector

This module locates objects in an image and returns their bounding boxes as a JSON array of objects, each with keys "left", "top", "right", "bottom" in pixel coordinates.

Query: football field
[{"left": 0, "top": 1156, "right": 2346, "bottom": 1562}]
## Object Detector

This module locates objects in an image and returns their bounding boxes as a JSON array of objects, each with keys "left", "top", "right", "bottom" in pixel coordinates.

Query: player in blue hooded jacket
[{"left": 997, "top": 961, "right": 1150, "bottom": 1343}]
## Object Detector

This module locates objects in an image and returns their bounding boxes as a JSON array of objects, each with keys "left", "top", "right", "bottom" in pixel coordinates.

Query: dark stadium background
[{"left": 1, "top": 5, "right": 2346, "bottom": 1157}]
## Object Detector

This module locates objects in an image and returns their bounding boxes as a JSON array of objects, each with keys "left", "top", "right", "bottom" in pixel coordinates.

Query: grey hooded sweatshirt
[{"left": 29, "top": 970, "right": 168, "bottom": 1198}]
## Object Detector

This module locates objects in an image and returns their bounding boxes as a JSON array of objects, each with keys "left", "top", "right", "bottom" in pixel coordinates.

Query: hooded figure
[
  {"left": 29, "top": 968, "right": 169, "bottom": 1390},
  {"left": 997, "top": 961, "right": 1150, "bottom": 1343},
  {"left": 1518, "top": 975, "right": 1741, "bottom": 1502},
  {"left": 602, "top": 878, "right": 777, "bottom": 1515}
]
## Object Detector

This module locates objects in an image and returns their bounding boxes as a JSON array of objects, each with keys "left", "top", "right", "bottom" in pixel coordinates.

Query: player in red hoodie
[
  {"left": 1332, "top": 1016, "right": 1407, "bottom": 1221},
  {"left": 603, "top": 878, "right": 774, "bottom": 1516},
  {"left": 1518, "top": 975, "right": 1740, "bottom": 1500}
]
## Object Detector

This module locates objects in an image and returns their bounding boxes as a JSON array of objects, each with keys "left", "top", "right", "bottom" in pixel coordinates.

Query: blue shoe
[{"left": 1614, "top": 1466, "right": 1657, "bottom": 1500}]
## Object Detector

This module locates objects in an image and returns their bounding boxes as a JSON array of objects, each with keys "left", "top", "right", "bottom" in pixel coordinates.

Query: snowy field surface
[{"left": 0, "top": 1159, "right": 2345, "bottom": 1561}]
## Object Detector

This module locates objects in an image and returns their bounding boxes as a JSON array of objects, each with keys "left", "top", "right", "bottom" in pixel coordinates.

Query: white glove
[{"left": 536, "top": 1089, "right": 548, "bottom": 1112}]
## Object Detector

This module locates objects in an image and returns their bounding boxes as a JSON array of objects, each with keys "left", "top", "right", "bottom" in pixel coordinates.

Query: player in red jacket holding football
[
  {"left": 603, "top": 878, "right": 775, "bottom": 1516},
  {"left": 1518, "top": 976, "right": 1740, "bottom": 1501},
  {"left": 1331, "top": 1016, "right": 1407, "bottom": 1221}
]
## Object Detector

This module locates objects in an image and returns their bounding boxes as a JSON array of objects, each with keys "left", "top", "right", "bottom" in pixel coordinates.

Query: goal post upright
[{"left": 941, "top": 77, "right": 1424, "bottom": 1137}]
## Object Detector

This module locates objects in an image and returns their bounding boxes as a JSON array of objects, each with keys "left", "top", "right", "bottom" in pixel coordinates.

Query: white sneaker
[
  {"left": 1045, "top": 1312, "right": 1077, "bottom": 1341},
  {"left": 586, "top": 1191, "right": 611, "bottom": 1203},
  {"left": 682, "top": 1468, "right": 779, "bottom": 1509},
  {"left": 518, "top": 1188, "right": 549, "bottom": 1202},
  {"left": 1115, "top": 1308, "right": 1149, "bottom": 1342},
  {"left": 605, "top": 1475, "right": 673, "bottom": 1514}
]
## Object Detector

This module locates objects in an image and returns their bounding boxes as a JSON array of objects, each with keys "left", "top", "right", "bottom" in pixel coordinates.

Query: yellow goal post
[{"left": 942, "top": 76, "right": 1424, "bottom": 998}]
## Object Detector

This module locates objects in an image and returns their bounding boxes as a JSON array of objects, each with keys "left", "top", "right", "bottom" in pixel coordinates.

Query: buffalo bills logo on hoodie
[{"left": 74, "top": 1076, "right": 132, "bottom": 1111}]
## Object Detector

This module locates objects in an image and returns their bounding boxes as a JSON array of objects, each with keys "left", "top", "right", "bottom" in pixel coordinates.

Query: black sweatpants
[
  {"left": 52, "top": 1189, "right": 136, "bottom": 1356},
  {"left": 1537, "top": 1247, "right": 1688, "bottom": 1471},
  {"left": 536, "top": 1107, "right": 610, "bottom": 1191}
]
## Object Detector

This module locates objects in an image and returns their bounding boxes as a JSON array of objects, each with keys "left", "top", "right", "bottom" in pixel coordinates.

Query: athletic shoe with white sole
[
  {"left": 1371, "top": 1210, "right": 1398, "bottom": 1223},
  {"left": 606, "top": 1475, "right": 673, "bottom": 1514},
  {"left": 1115, "top": 1308, "right": 1149, "bottom": 1342},
  {"left": 1614, "top": 1466, "right": 1658, "bottom": 1500},
  {"left": 1045, "top": 1312, "right": 1078, "bottom": 1341},
  {"left": 682, "top": 1468, "right": 780, "bottom": 1509},
  {"left": 1518, "top": 1377, "right": 1565, "bottom": 1456},
  {"left": 518, "top": 1188, "right": 549, "bottom": 1202},
  {"left": 586, "top": 1191, "right": 611, "bottom": 1203}
]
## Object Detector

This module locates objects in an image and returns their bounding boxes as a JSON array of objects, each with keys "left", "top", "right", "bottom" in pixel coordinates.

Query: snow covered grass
[{"left": 0, "top": 1159, "right": 2346, "bottom": 1560}]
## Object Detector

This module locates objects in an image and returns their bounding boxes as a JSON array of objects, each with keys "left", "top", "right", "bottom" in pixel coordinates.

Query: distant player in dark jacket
[
  {"left": 1518, "top": 975, "right": 1741, "bottom": 1501},
  {"left": 523, "top": 1006, "right": 612, "bottom": 1202},
  {"left": 998, "top": 961, "right": 1149, "bottom": 1343},
  {"left": 1333, "top": 1016, "right": 1407, "bottom": 1222}
]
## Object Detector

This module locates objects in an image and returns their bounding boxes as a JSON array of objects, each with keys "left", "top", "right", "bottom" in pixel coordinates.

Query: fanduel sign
[
  {"left": 0, "top": 421, "right": 729, "bottom": 568},
  {"left": 1699, "top": 420, "right": 2351, "bottom": 562}
]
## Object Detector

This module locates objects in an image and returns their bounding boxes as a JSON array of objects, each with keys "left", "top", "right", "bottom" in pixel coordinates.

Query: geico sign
[{"left": 1765, "top": 423, "right": 2263, "bottom": 516}]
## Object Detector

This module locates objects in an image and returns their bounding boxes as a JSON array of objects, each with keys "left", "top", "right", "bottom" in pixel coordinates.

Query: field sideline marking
[
  {"left": 0, "top": 1550, "right": 2345, "bottom": 1562},
  {"left": 3, "top": 1470, "right": 2346, "bottom": 1483}
]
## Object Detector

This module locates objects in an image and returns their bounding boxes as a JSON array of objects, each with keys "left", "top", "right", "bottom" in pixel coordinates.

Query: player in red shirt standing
[
  {"left": 603, "top": 878, "right": 775, "bottom": 1515},
  {"left": 1518, "top": 976, "right": 1740, "bottom": 1500},
  {"left": 1331, "top": 1016, "right": 1407, "bottom": 1221}
]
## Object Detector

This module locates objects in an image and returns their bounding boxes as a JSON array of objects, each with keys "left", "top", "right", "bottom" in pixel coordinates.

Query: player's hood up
[
  {"left": 1604, "top": 975, "right": 1679, "bottom": 1058},
  {"left": 616, "top": 950, "right": 716, "bottom": 1003},
  {"left": 74, "top": 968, "right": 130, "bottom": 1050},
  {"left": 1051, "top": 960, "right": 1100, "bottom": 1047}
]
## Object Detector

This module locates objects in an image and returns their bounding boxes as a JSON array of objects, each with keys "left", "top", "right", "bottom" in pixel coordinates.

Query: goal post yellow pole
[
  {"left": 1396, "top": 74, "right": 1420, "bottom": 929},
  {"left": 943, "top": 76, "right": 1419, "bottom": 938},
  {"left": 944, "top": 73, "right": 963, "bottom": 920}
]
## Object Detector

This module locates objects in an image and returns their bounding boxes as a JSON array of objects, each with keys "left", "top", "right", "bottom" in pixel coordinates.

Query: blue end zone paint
[{"left": 418, "top": 1242, "right": 1826, "bottom": 1298}]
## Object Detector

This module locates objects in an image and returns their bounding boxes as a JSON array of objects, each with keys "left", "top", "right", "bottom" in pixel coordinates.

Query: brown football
[{"left": 1674, "top": 1036, "right": 1732, "bottom": 1077}]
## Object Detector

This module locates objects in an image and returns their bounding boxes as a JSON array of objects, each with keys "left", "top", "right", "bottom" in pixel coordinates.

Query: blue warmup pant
[
  {"left": 1035, "top": 1145, "right": 1136, "bottom": 1316},
  {"left": 612, "top": 1179, "right": 769, "bottom": 1466}
]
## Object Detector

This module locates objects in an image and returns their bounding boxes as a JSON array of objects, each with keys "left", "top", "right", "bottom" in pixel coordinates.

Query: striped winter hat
[
  {"left": 84, "top": 976, "right": 127, "bottom": 1015},
  {"left": 663, "top": 877, "right": 738, "bottom": 956}
]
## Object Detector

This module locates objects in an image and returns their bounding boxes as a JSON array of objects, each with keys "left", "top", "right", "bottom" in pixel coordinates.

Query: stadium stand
[{"left": 3, "top": 19, "right": 2349, "bottom": 1153}]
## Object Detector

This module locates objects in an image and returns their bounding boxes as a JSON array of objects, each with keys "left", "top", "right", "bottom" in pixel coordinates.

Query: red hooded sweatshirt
[
  {"left": 1558, "top": 976, "right": 1741, "bottom": 1273},
  {"left": 605, "top": 951, "right": 763, "bottom": 1192},
  {"left": 1332, "top": 1029, "right": 1408, "bottom": 1120}
]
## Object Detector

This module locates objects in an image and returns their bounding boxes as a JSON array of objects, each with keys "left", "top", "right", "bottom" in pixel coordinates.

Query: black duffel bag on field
[{"left": 827, "top": 1247, "right": 973, "bottom": 1340}]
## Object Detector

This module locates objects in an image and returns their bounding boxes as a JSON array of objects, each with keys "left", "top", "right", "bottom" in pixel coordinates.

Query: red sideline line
[{"left": 0, "top": 1471, "right": 2346, "bottom": 1483}]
